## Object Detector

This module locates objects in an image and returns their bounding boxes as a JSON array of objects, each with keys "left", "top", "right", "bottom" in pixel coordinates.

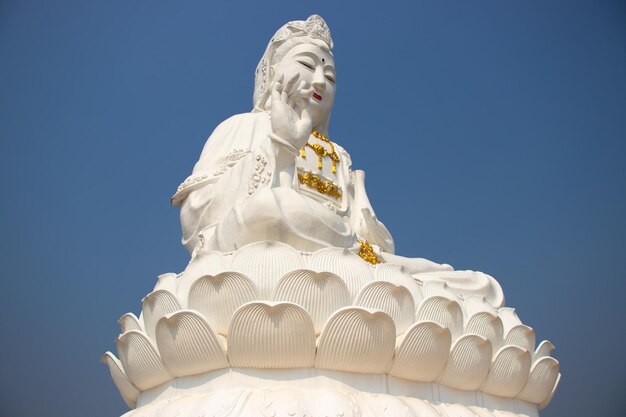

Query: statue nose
[{"left": 312, "top": 68, "right": 326, "bottom": 92}]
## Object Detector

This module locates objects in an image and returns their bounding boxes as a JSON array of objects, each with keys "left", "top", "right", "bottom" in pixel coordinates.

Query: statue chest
[{"left": 295, "top": 138, "right": 347, "bottom": 212}]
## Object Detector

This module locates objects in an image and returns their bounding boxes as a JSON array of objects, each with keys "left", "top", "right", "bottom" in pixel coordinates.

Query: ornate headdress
[{"left": 253, "top": 15, "right": 334, "bottom": 110}]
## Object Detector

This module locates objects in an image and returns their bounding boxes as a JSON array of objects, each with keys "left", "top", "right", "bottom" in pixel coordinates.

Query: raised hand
[{"left": 270, "top": 73, "right": 314, "bottom": 151}]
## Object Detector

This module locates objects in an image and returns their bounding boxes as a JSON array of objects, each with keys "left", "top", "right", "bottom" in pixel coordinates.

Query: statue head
[{"left": 253, "top": 15, "right": 336, "bottom": 134}]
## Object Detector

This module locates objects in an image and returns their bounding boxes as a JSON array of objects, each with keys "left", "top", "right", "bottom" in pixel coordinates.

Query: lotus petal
[
  {"left": 116, "top": 330, "right": 171, "bottom": 391},
  {"left": 534, "top": 340, "right": 555, "bottom": 360},
  {"left": 375, "top": 263, "right": 423, "bottom": 306},
  {"left": 155, "top": 310, "right": 228, "bottom": 377},
  {"left": 505, "top": 324, "right": 535, "bottom": 352},
  {"left": 438, "top": 334, "right": 492, "bottom": 391},
  {"left": 355, "top": 281, "right": 415, "bottom": 335},
  {"left": 271, "top": 269, "right": 350, "bottom": 334},
  {"left": 417, "top": 270, "right": 505, "bottom": 309},
  {"left": 177, "top": 250, "right": 226, "bottom": 306},
  {"left": 389, "top": 321, "right": 451, "bottom": 381},
  {"left": 420, "top": 280, "right": 457, "bottom": 300},
  {"left": 464, "top": 295, "right": 497, "bottom": 318},
  {"left": 227, "top": 301, "right": 315, "bottom": 368},
  {"left": 118, "top": 313, "right": 143, "bottom": 333},
  {"left": 539, "top": 372, "right": 561, "bottom": 409},
  {"left": 316, "top": 306, "right": 395, "bottom": 373},
  {"left": 188, "top": 272, "right": 258, "bottom": 335},
  {"left": 142, "top": 290, "right": 182, "bottom": 341},
  {"left": 231, "top": 241, "right": 304, "bottom": 299},
  {"left": 415, "top": 296, "right": 463, "bottom": 341},
  {"left": 511, "top": 398, "right": 542, "bottom": 417},
  {"left": 101, "top": 351, "right": 140, "bottom": 408},
  {"left": 482, "top": 345, "right": 531, "bottom": 397},
  {"left": 517, "top": 356, "right": 560, "bottom": 405},
  {"left": 153, "top": 273, "right": 177, "bottom": 293},
  {"left": 498, "top": 307, "right": 523, "bottom": 334},
  {"left": 465, "top": 312, "right": 503, "bottom": 351},
  {"left": 309, "top": 247, "right": 374, "bottom": 301}
]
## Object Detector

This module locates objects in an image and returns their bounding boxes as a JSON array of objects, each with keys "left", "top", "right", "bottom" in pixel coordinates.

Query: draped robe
[{"left": 173, "top": 111, "right": 394, "bottom": 254}]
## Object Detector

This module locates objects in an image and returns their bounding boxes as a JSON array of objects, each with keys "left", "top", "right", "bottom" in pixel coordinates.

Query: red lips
[{"left": 312, "top": 93, "right": 322, "bottom": 101}]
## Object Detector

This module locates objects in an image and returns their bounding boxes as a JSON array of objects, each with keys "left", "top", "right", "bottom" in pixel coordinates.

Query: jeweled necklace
[{"left": 300, "top": 130, "right": 340, "bottom": 173}]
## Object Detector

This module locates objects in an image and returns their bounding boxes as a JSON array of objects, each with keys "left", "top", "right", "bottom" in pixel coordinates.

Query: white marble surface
[
  {"left": 103, "top": 15, "right": 559, "bottom": 416},
  {"left": 121, "top": 369, "right": 542, "bottom": 417},
  {"left": 103, "top": 241, "right": 560, "bottom": 412}
]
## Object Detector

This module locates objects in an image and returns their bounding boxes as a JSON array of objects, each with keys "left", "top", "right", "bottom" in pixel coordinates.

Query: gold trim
[
  {"left": 357, "top": 239, "right": 382, "bottom": 264},
  {"left": 297, "top": 171, "right": 342, "bottom": 199},
  {"left": 301, "top": 130, "right": 340, "bottom": 173}
]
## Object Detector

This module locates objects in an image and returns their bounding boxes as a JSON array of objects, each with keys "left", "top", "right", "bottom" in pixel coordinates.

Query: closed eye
[
  {"left": 297, "top": 60, "right": 315, "bottom": 70},
  {"left": 325, "top": 74, "right": 335, "bottom": 83}
]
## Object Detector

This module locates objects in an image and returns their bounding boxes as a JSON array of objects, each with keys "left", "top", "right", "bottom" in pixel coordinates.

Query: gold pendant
[
  {"left": 357, "top": 240, "right": 382, "bottom": 264},
  {"left": 300, "top": 130, "right": 340, "bottom": 174}
]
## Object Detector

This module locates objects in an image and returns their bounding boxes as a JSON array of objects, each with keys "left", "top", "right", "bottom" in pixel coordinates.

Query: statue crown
[{"left": 272, "top": 14, "right": 334, "bottom": 50}]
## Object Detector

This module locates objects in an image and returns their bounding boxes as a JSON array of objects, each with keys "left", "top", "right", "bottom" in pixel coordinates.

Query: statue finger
[
  {"left": 296, "top": 86, "right": 314, "bottom": 99},
  {"left": 271, "top": 81, "right": 282, "bottom": 103},
  {"left": 279, "top": 81, "right": 290, "bottom": 103},
  {"left": 293, "top": 80, "right": 307, "bottom": 96},
  {"left": 296, "top": 108, "right": 312, "bottom": 144},
  {"left": 289, "top": 81, "right": 307, "bottom": 109},
  {"left": 284, "top": 73, "right": 300, "bottom": 96},
  {"left": 300, "top": 105, "right": 312, "bottom": 126}
]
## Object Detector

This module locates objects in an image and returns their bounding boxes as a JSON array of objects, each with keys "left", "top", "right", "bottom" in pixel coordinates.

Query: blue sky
[{"left": 1, "top": 1, "right": 625, "bottom": 416}]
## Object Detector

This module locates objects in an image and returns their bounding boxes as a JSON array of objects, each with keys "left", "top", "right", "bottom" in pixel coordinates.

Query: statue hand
[{"left": 270, "top": 73, "right": 313, "bottom": 150}]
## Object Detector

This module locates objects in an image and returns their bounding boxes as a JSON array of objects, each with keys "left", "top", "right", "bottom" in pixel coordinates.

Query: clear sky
[{"left": 1, "top": 1, "right": 625, "bottom": 416}]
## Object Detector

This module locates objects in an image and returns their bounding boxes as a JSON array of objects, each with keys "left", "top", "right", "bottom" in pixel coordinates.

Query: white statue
[
  {"left": 102, "top": 16, "right": 559, "bottom": 417},
  {"left": 172, "top": 15, "right": 448, "bottom": 274}
]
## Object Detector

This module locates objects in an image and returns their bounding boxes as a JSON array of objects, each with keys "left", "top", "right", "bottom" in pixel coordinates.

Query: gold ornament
[
  {"left": 300, "top": 130, "right": 340, "bottom": 174},
  {"left": 357, "top": 239, "right": 382, "bottom": 265},
  {"left": 297, "top": 171, "right": 342, "bottom": 199}
]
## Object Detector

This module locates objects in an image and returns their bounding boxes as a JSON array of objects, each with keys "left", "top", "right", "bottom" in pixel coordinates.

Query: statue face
[{"left": 273, "top": 42, "right": 336, "bottom": 128}]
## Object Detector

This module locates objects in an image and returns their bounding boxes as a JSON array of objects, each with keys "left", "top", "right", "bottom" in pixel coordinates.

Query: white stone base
[{"left": 126, "top": 368, "right": 540, "bottom": 417}]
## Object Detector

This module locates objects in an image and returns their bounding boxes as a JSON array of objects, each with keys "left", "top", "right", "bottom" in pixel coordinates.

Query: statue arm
[
  {"left": 172, "top": 115, "right": 251, "bottom": 206},
  {"left": 349, "top": 169, "right": 395, "bottom": 253},
  {"left": 347, "top": 167, "right": 452, "bottom": 273},
  {"left": 266, "top": 132, "right": 300, "bottom": 188},
  {"left": 171, "top": 105, "right": 302, "bottom": 206},
  {"left": 266, "top": 73, "right": 314, "bottom": 187}
]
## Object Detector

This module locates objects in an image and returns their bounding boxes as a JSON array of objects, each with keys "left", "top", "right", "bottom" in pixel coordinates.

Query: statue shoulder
[
  {"left": 331, "top": 141, "right": 353, "bottom": 171},
  {"left": 210, "top": 111, "right": 271, "bottom": 137},
  {"left": 196, "top": 111, "right": 271, "bottom": 165},
  {"left": 172, "top": 112, "right": 271, "bottom": 206}
]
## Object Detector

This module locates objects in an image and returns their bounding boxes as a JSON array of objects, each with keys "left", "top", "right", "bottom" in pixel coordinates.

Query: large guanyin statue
[
  {"left": 103, "top": 15, "right": 560, "bottom": 417},
  {"left": 171, "top": 14, "right": 445, "bottom": 274}
]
